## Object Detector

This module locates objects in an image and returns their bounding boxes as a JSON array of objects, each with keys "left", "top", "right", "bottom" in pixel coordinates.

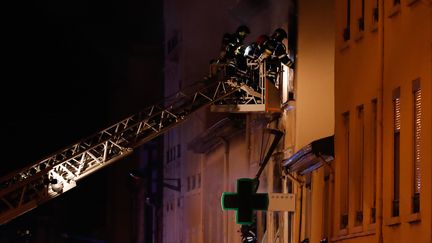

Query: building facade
[
  {"left": 162, "top": 0, "right": 431, "bottom": 243},
  {"left": 333, "top": 0, "right": 432, "bottom": 242}
]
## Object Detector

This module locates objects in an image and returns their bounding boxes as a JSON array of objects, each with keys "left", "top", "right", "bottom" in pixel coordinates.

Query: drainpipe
[{"left": 219, "top": 137, "right": 230, "bottom": 243}]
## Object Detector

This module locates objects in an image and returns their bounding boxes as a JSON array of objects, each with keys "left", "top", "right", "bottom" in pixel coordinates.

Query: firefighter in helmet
[
  {"left": 240, "top": 224, "right": 257, "bottom": 243},
  {"left": 217, "top": 25, "right": 251, "bottom": 79},
  {"left": 243, "top": 34, "right": 270, "bottom": 89},
  {"left": 257, "top": 28, "right": 294, "bottom": 85}
]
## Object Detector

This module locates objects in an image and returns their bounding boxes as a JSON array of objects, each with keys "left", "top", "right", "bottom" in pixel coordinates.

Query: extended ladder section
[
  {"left": 0, "top": 78, "right": 258, "bottom": 225},
  {"left": 0, "top": 60, "right": 290, "bottom": 225}
]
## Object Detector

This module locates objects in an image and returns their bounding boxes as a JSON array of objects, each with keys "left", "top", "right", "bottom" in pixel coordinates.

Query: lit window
[
  {"left": 412, "top": 80, "right": 421, "bottom": 213},
  {"left": 392, "top": 88, "right": 401, "bottom": 217}
]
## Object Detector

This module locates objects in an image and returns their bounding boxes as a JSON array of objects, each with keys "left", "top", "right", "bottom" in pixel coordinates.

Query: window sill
[
  {"left": 331, "top": 228, "right": 375, "bottom": 242},
  {"left": 384, "top": 216, "right": 401, "bottom": 226},
  {"left": 367, "top": 223, "right": 376, "bottom": 231},
  {"left": 354, "top": 32, "right": 364, "bottom": 42},
  {"left": 339, "top": 41, "right": 350, "bottom": 52},
  {"left": 338, "top": 228, "right": 348, "bottom": 236},
  {"left": 407, "top": 0, "right": 420, "bottom": 6},
  {"left": 404, "top": 212, "right": 421, "bottom": 223},
  {"left": 387, "top": 4, "right": 401, "bottom": 18},
  {"left": 370, "top": 22, "right": 379, "bottom": 33},
  {"left": 350, "top": 225, "right": 363, "bottom": 234}
]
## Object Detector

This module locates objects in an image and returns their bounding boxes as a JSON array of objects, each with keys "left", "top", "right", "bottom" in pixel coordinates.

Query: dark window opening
[
  {"left": 373, "top": 0, "right": 379, "bottom": 23},
  {"left": 358, "top": 0, "right": 365, "bottom": 31},
  {"left": 177, "top": 144, "right": 181, "bottom": 158},
  {"left": 370, "top": 207, "right": 376, "bottom": 224},
  {"left": 355, "top": 211, "right": 363, "bottom": 225},
  {"left": 371, "top": 99, "right": 378, "bottom": 223},
  {"left": 343, "top": 0, "right": 351, "bottom": 41},
  {"left": 340, "top": 214, "right": 348, "bottom": 229}
]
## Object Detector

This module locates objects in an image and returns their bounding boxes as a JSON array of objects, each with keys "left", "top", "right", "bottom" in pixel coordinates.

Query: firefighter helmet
[
  {"left": 271, "top": 28, "right": 287, "bottom": 41},
  {"left": 256, "top": 34, "right": 269, "bottom": 46},
  {"left": 236, "top": 25, "right": 251, "bottom": 37}
]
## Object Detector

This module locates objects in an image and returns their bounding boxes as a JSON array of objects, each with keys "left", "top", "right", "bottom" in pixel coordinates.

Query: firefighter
[
  {"left": 216, "top": 25, "right": 251, "bottom": 79},
  {"left": 257, "top": 28, "right": 294, "bottom": 85},
  {"left": 240, "top": 224, "right": 257, "bottom": 243},
  {"left": 244, "top": 34, "right": 269, "bottom": 68},
  {"left": 243, "top": 34, "right": 270, "bottom": 89}
]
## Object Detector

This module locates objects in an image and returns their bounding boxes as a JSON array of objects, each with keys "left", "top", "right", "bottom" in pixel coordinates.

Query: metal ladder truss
[{"left": 0, "top": 78, "right": 258, "bottom": 225}]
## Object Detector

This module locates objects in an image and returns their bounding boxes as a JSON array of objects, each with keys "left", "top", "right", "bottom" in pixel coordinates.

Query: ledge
[
  {"left": 404, "top": 212, "right": 421, "bottom": 223},
  {"left": 350, "top": 225, "right": 363, "bottom": 234},
  {"left": 384, "top": 216, "right": 401, "bottom": 226},
  {"left": 387, "top": 4, "right": 401, "bottom": 18},
  {"left": 407, "top": 0, "right": 420, "bottom": 6},
  {"left": 338, "top": 41, "right": 350, "bottom": 52},
  {"left": 338, "top": 228, "right": 348, "bottom": 236},
  {"left": 370, "top": 22, "right": 378, "bottom": 33},
  {"left": 331, "top": 227, "right": 375, "bottom": 242},
  {"left": 367, "top": 223, "right": 376, "bottom": 231},
  {"left": 354, "top": 32, "right": 364, "bottom": 42}
]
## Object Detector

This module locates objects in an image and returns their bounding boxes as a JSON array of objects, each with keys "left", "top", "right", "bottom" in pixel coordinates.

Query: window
[
  {"left": 358, "top": 0, "right": 365, "bottom": 31},
  {"left": 412, "top": 80, "right": 421, "bottom": 213},
  {"left": 370, "top": 99, "right": 378, "bottom": 223},
  {"left": 187, "top": 176, "right": 190, "bottom": 191},
  {"left": 281, "top": 63, "right": 294, "bottom": 106},
  {"left": 343, "top": 0, "right": 351, "bottom": 41},
  {"left": 167, "top": 31, "right": 179, "bottom": 54},
  {"left": 340, "top": 112, "right": 350, "bottom": 229},
  {"left": 372, "top": 0, "right": 379, "bottom": 23},
  {"left": 172, "top": 146, "right": 176, "bottom": 160},
  {"left": 355, "top": 105, "right": 364, "bottom": 225},
  {"left": 177, "top": 144, "right": 181, "bottom": 158},
  {"left": 197, "top": 173, "right": 201, "bottom": 188},
  {"left": 191, "top": 175, "right": 196, "bottom": 190},
  {"left": 392, "top": 88, "right": 401, "bottom": 217}
]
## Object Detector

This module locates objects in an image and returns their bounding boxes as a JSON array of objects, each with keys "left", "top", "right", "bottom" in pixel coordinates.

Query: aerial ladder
[{"left": 0, "top": 62, "right": 286, "bottom": 225}]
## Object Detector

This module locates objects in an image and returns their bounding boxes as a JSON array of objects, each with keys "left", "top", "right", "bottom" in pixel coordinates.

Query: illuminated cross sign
[{"left": 221, "top": 178, "right": 269, "bottom": 225}]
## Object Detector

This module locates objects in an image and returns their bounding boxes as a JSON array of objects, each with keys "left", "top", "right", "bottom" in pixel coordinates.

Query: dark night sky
[
  {"left": 1, "top": 0, "right": 163, "bottom": 241},
  {"left": 2, "top": 0, "right": 164, "bottom": 173}
]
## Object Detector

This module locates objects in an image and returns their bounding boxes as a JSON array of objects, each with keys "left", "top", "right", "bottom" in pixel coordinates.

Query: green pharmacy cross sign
[{"left": 221, "top": 178, "right": 269, "bottom": 225}]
